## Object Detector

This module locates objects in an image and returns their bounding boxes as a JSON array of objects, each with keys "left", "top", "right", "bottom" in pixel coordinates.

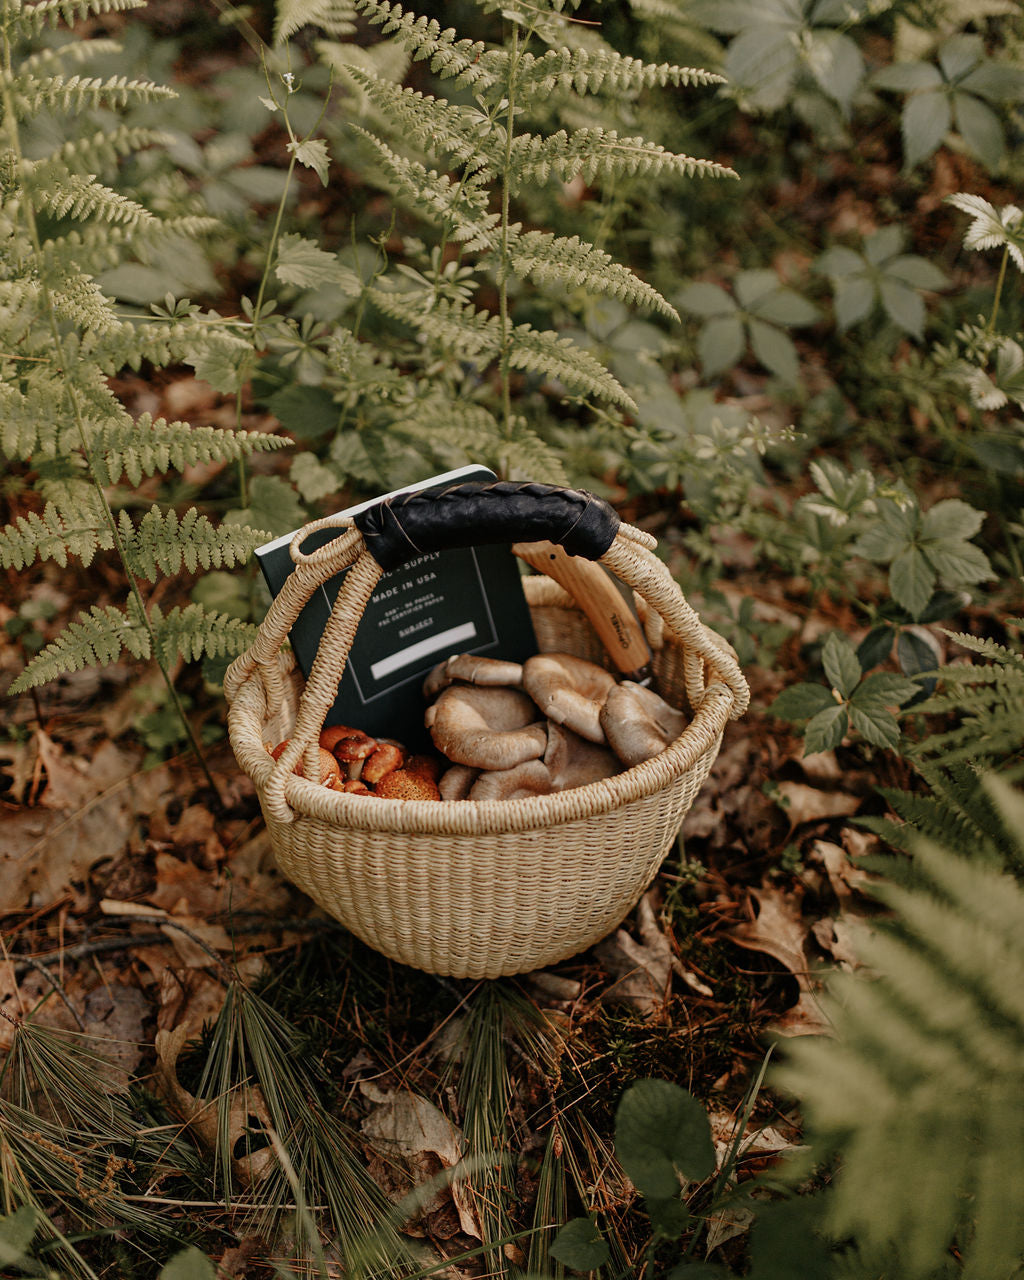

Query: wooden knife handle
[{"left": 513, "top": 539, "right": 654, "bottom": 685}]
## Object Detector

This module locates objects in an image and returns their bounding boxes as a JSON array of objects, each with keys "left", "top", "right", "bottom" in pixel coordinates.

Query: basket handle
[{"left": 353, "top": 480, "right": 619, "bottom": 571}]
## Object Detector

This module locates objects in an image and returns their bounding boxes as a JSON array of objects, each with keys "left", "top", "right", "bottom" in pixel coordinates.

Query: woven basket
[{"left": 224, "top": 486, "right": 749, "bottom": 980}]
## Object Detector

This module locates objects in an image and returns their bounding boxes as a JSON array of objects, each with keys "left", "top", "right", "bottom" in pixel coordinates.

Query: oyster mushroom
[
  {"left": 600, "top": 681, "right": 687, "bottom": 768},
  {"left": 467, "top": 722, "right": 619, "bottom": 801},
  {"left": 468, "top": 759, "right": 556, "bottom": 801},
  {"left": 425, "top": 685, "right": 547, "bottom": 771},
  {"left": 423, "top": 653, "right": 525, "bottom": 700},
  {"left": 521, "top": 653, "right": 617, "bottom": 745},
  {"left": 438, "top": 763, "right": 481, "bottom": 801}
]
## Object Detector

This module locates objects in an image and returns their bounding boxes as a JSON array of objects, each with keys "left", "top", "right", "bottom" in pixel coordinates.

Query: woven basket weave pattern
[{"left": 226, "top": 523, "right": 747, "bottom": 979}]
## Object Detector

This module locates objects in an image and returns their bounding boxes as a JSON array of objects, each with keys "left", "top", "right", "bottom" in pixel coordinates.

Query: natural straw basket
[{"left": 224, "top": 482, "right": 749, "bottom": 980}]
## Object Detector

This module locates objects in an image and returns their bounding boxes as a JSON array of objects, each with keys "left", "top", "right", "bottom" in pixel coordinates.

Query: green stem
[
  {"left": 988, "top": 245, "right": 1009, "bottom": 333},
  {"left": 2, "top": 80, "right": 221, "bottom": 800},
  {"left": 497, "top": 21, "right": 521, "bottom": 448}
]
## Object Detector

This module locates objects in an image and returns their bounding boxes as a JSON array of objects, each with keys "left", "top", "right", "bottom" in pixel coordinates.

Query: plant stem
[
  {"left": 989, "top": 245, "right": 1010, "bottom": 333},
  {"left": 498, "top": 21, "right": 521, "bottom": 448},
  {"left": 2, "top": 80, "right": 222, "bottom": 801}
]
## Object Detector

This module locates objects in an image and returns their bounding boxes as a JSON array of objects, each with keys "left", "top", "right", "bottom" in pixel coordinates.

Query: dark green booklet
[{"left": 254, "top": 465, "right": 539, "bottom": 749}]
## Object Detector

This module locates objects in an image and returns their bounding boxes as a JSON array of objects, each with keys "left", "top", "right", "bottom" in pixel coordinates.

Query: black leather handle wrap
[{"left": 354, "top": 480, "right": 620, "bottom": 572}]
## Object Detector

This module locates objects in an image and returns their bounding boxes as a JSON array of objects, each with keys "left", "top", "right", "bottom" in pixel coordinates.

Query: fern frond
[
  {"left": 774, "top": 786, "right": 1024, "bottom": 1279},
  {"left": 150, "top": 602, "right": 258, "bottom": 665},
  {"left": 513, "top": 48, "right": 725, "bottom": 97},
  {"left": 504, "top": 126, "right": 739, "bottom": 190},
  {"left": 501, "top": 427, "right": 570, "bottom": 485},
  {"left": 274, "top": 0, "right": 356, "bottom": 42},
  {"left": 27, "top": 126, "right": 174, "bottom": 176},
  {"left": 350, "top": 126, "right": 499, "bottom": 245},
  {"left": 3, "top": 0, "right": 145, "bottom": 39},
  {"left": 88, "top": 317, "right": 252, "bottom": 376},
  {"left": 17, "top": 38, "right": 122, "bottom": 74},
  {"left": 48, "top": 268, "right": 120, "bottom": 333},
  {"left": 118, "top": 507, "right": 270, "bottom": 579},
  {"left": 342, "top": 66, "right": 494, "bottom": 174},
  {"left": 4, "top": 71, "right": 176, "bottom": 115},
  {"left": 0, "top": 496, "right": 110, "bottom": 570},
  {"left": 503, "top": 229, "right": 677, "bottom": 319},
  {"left": 92, "top": 414, "right": 287, "bottom": 487},
  {"left": 31, "top": 172, "right": 156, "bottom": 229},
  {"left": 508, "top": 321, "right": 637, "bottom": 410},
  {"left": 352, "top": 0, "right": 493, "bottom": 88},
  {"left": 368, "top": 290, "right": 503, "bottom": 357},
  {"left": 0, "top": 380, "right": 76, "bottom": 460},
  {"left": 41, "top": 216, "right": 222, "bottom": 276},
  {"left": 938, "top": 630, "right": 1023, "bottom": 665},
  {"left": 9, "top": 599, "right": 151, "bottom": 693}
]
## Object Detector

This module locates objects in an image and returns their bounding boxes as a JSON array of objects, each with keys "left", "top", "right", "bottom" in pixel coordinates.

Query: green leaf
[
  {"left": 833, "top": 275, "right": 875, "bottom": 331},
  {"left": 873, "top": 61, "right": 942, "bottom": 93},
  {"left": 902, "top": 89, "right": 950, "bottom": 168},
  {"left": 822, "top": 631, "right": 862, "bottom": 699},
  {"left": 885, "top": 255, "right": 949, "bottom": 291},
  {"left": 857, "top": 624, "right": 895, "bottom": 671},
  {"left": 268, "top": 383, "right": 339, "bottom": 438},
  {"left": 549, "top": 1217, "right": 611, "bottom": 1272},
  {"left": 615, "top": 1079, "right": 716, "bottom": 1197},
  {"left": 879, "top": 279, "right": 925, "bottom": 338},
  {"left": 698, "top": 314, "right": 745, "bottom": 377},
  {"left": 890, "top": 545, "right": 935, "bottom": 618},
  {"left": 806, "top": 30, "right": 864, "bottom": 114},
  {"left": 226, "top": 475, "right": 307, "bottom": 539},
  {"left": 749, "top": 318, "right": 800, "bottom": 383},
  {"left": 804, "top": 703, "right": 848, "bottom": 755},
  {"left": 897, "top": 630, "right": 939, "bottom": 682},
  {"left": 816, "top": 245, "right": 864, "bottom": 277},
  {"left": 961, "top": 61, "right": 1024, "bottom": 104},
  {"left": 676, "top": 281, "right": 736, "bottom": 318},
  {"left": 748, "top": 287, "right": 818, "bottom": 328},
  {"left": 0, "top": 1207, "right": 39, "bottom": 1267},
  {"left": 938, "top": 34, "right": 984, "bottom": 84},
  {"left": 852, "top": 502, "right": 916, "bottom": 561},
  {"left": 852, "top": 670, "right": 922, "bottom": 710},
  {"left": 847, "top": 701, "right": 901, "bottom": 748},
  {"left": 646, "top": 1195, "right": 689, "bottom": 1240},
  {"left": 288, "top": 137, "right": 331, "bottom": 185},
  {"left": 726, "top": 27, "right": 798, "bottom": 112},
  {"left": 275, "top": 234, "right": 356, "bottom": 290},
  {"left": 770, "top": 682, "right": 837, "bottom": 720},
  {"left": 864, "top": 225, "right": 904, "bottom": 266},
  {"left": 953, "top": 92, "right": 1004, "bottom": 171},
  {"left": 159, "top": 1247, "right": 217, "bottom": 1280},
  {"left": 924, "top": 539, "right": 993, "bottom": 588},
  {"left": 920, "top": 499, "right": 984, "bottom": 544}
]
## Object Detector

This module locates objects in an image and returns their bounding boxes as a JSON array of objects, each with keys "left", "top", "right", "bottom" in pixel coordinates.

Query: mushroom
[
  {"left": 362, "top": 741, "right": 406, "bottom": 785},
  {"left": 521, "top": 653, "right": 617, "bottom": 745},
  {"left": 600, "top": 681, "right": 687, "bottom": 768},
  {"left": 320, "top": 725, "right": 378, "bottom": 779},
  {"left": 425, "top": 685, "right": 548, "bottom": 771},
  {"left": 468, "top": 759, "right": 556, "bottom": 801},
  {"left": 542, "top": 721, "right": 620, "bottom": 791},
  {"left": 405, "top": 753, "right": 445, "bottom": 783},
  {"left": 375, "top": 769, "right": 442, "bottom": 801},
  {"left": 438, "top": 763, "right": 481, "bottom": 801},
  {"left": 270, "top": 741, "right": 342, "bottom": 788},
  {"left": 423, "top": 653, "right": 524, "bottom": 700}
]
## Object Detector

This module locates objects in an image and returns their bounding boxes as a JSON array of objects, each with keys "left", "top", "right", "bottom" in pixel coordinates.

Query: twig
[{"left": 12, "top": 954, "right": 85, "bottom": 1031}]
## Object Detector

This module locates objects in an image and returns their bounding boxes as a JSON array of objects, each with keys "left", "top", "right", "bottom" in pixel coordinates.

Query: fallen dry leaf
[
  {"left": 361, "top": 1086, "right": 481, "bottom": 1240},
  {"left": 775, "top": 780, "right": 860, "bottom": 829},
  {"left": 155, "top": 1023, "right": 275, "bottom": 1188},
  {"left": 595, "top": 893, "right": 710, "bottom": 1018}
]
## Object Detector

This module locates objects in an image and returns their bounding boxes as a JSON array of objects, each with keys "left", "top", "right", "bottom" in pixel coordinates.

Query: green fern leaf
[
  {"left": 352, "top": 0, "right": 492, "bottom": 89},
  {"left": 775, "top": 783, "right": 1024, "bottom": 1279},
  {"left": 6, "top": 0, "right": 146, "bottom": 39},
  {"left": 30, "top": 172, "right": 157, "bottom": 229},
  {"left": 5, "top": 71, "right": 175, "bottom": 115},
  {"left": 937, "top": 630, "right": 1023, "bottom": 665},
  {"left": 350, "top": 126, "right": 499, "bottom": 245},
  {"left": 504, "top": 126, "right": 739, "bottom": 191},
  {"left": 274, "top": 0, "right": 356, "bottom": 43},
  {"left": 512, "top": 47, "right": 725, "bottom": 97},
  {"left": 9, "top": 598, "right": 152, "bottom": 693},
  {"left": 31, "top": 126, "right": 175, "bottom": 175},
  {"left": 118, "top": 506, "right": 270, "bottom": 578},
  {"left": 17, "top": 37, "right": 123, "bottom": 75},
  {"left": 341, "top": 66, "right": 494, "bottom": 174},
  {"left": 150, "top": 602, "right": 259, "bottom": 665},
  {"left": 368, "top": 290, "right": 503, "bottom": 357},
  {"left": 503, "top": 229, "right": 677, "bottom": 319},
  {"left": 500, "top": 430, "right": 570, "bottom": 485},
  {"left": 508, "top": 321, "right": 637, "bottom": 411},
  {"left": 0, "top": 496, "right": 110, "bottom": 570},
  {"left": 92, "top": 414, "right": 287, "bottom": 487}
]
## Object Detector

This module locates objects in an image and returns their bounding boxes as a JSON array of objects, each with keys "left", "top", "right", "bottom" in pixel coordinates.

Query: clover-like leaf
[
  {"left": 770, "top": 682, "right": 837, "bottom": 721},
  {"left": 822, "top": 631, "right": 862, "bottom": 699},
  {"left": 615, "top": 1079, "right": 716, "bottom": 1198},
  {"left": 816, "top": 228, "right": 947, "bottom": 337},
  {"left": 804, "top": 702, "right": 848, "bottom": 755},
  {"left": 550, "top": 1217, "right": 611, "bottom": 1272}
]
